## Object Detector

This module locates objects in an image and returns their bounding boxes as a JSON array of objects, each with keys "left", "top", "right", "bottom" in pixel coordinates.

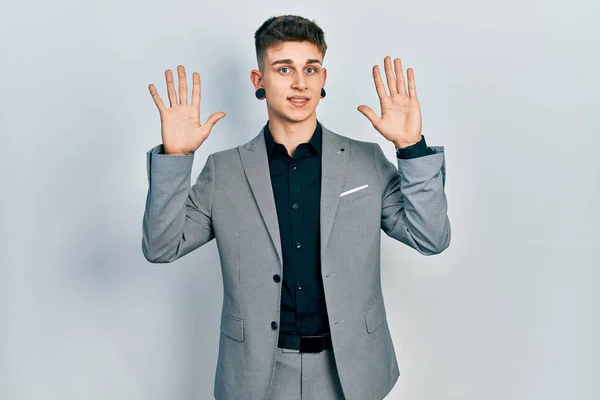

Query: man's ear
[
  {"left": 322, "top": 67, "right": 327, "bottom": 86},
  {"left": 250, "top": 69, "right": 263, "bottom": 89}
]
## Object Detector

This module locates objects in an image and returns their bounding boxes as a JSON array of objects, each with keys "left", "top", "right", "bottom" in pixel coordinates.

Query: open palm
[
  {"left": 148, "top": 65, "right": 226, "bottom": 155},
  {"left": 357, "top": 57, "right": 422, "bottom": 148}
]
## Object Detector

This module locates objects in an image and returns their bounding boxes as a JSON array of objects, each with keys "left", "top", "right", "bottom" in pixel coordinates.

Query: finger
[
  {"left": 394, "top": 58, "right": 407, "bottom": 96},
  {"left": 191, "top": 72, "right": 201, "bottom": 112},
  {"left": 178, "top": 65, "right": 188, "bottom": 105},
  {"left": 165, "top": 69, "right": 177, "bottom": 107},
  {"left": 384, "top": 56, "right": 398, "bottom": 95},
  {"left": 148, "top": 84, "right": 166, "bottom": 113},
  {"left": 372, "top": 65, "right": 388, "bottom": 101},
  {"left": 357, "top": 105, "right": 380, "bottom": 126},
  {"left": 407, "top": 68, "right": 417, "bottom": 98},
  {"left": 203, "top": 112, "right": 227, "bottom": 131}
]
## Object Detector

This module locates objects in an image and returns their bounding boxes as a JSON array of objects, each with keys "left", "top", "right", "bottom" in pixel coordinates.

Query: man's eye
[{"left": 279, "top": 67, "right": 318, "bottom": 74}]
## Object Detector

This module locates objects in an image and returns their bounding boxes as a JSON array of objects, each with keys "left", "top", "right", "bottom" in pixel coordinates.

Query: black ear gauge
[{"left": 255, "top": 88, "right": 266, "bottom": 99}]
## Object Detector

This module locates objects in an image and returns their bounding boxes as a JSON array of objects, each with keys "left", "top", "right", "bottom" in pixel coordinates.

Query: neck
[{"left": 267, "top": 116, "right": 318, "bottom": 156}]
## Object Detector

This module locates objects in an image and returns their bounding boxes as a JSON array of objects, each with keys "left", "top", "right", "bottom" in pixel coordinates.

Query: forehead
[{"left": 265, "top": 41, "right": 322, "bottom": 64}]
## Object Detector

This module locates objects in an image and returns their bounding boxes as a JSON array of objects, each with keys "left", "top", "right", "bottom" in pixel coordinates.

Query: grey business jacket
[{"left": 142, "top": 122, "right": 451, "bottom": 400}]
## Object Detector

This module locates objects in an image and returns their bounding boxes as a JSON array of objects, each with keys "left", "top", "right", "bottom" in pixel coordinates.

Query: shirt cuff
[{"left": 395, "top": 135, "right": 435, "bottom": 159}]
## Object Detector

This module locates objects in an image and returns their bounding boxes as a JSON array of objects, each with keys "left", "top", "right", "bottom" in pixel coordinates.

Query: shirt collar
[{"left": 263, "top": 120, "right": 322, "bottom": 158}]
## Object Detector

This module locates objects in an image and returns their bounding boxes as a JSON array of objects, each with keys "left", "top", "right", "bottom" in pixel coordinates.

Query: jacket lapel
[
  {"left": 319, "top": 124, "right": 349, "bottom": 255},
  {"left": 238, "top": 123, "right": 350, "bottom": 269},
  {"left": 238, "top": 130, "right": 283, "bottom": 267}
]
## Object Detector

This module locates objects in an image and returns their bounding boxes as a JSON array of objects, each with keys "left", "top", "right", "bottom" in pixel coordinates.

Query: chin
[
  {"left": 287, "top": 113, "right": 314, "bottom": 124},
  {"left": 267, "top": 100, "right": 318, "bottom": 125},
  {"left": 281, "top": 107, "right": 316, "bottom": 122}
]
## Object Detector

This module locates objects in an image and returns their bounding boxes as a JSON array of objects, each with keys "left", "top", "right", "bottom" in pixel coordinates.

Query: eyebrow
[{"left": 271, "top": 59, "right": 322, "bottom": 66}]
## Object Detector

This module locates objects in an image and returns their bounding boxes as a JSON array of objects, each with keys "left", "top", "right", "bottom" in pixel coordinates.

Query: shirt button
[
  {"left": 296, "top": 243, "right": 301, "bottom": 249},
  {"left": 298, "top": 285, "right": 302, "bottom": 290},
  {"left": 292, "top": 204, "right": 299, "bottom": 209},
  {"left": 271, "top": 321, "right": 278, "bottom": 330},
  {"left": 292, "top": 166, "right": 297, "bottom": 171},
  {"left": 273, "top": 274, "right": 281, "bottom": 283},
  {"left": 298, "top": 324, "right": 304, "bottom": 331}
]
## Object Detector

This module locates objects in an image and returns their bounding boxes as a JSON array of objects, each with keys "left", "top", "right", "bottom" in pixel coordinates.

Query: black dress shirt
[{"left": 263, "top": 120, "right": 433, "bottom": 337}]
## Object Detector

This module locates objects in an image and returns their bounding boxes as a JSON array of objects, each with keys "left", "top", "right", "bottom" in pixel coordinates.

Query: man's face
[{"left": 251, "top": 41, "right": 327, "bottom": 125}]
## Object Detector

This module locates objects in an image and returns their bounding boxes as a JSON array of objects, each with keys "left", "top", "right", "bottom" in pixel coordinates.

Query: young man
[{"left": 143, "top": 14, "right": 450, "bottom": 400}]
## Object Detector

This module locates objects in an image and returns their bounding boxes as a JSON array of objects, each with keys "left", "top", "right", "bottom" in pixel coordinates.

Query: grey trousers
[{"left": 267, "top": 346, "right": 346, "bottom": 399}]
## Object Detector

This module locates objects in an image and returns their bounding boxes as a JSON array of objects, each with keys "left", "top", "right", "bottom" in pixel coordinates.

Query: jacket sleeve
[
  {"left": 142, "top": 144, "right": 216, "bottom": 263},
  {"left": 373, "top": 142, "right": 451, "bottom": 255},
  {"left": 395, "top": 134, "right": 435, "bottom": 159}
]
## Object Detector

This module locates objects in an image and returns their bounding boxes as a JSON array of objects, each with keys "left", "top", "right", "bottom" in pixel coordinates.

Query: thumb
[
  {"left": 204, "top": 112, "right": 227, "bottom": 130},
  {"left": 357, "top": 106, "right": 379, "bottom": 126}
]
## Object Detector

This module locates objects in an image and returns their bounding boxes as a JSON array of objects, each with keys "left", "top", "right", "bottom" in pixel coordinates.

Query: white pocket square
[{"left": 340, "top": 184, "right": 369, "bottom": 197}]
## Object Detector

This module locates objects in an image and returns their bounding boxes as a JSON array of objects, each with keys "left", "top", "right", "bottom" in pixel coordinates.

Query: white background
[{"left": 1, "top": 0, "right": 598, "bottom": 399}]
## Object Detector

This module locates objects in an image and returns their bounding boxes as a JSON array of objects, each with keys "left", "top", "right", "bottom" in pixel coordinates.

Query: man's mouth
[{"left": 288, "top": 97, "right": 310, "bottom": 105}]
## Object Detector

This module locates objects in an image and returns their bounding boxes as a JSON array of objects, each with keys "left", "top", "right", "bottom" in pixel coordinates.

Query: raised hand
[
  {"left": 357, "top": 56, "right": 422, "bottom": 148},
  {"left": 148, "top": 65, "right": 226, "bottom": 155}
]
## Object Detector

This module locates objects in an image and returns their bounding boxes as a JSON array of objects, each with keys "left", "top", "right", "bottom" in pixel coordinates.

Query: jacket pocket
[
  {"left": 364, "top": 300, "right": 387, "bottom": 334},
  {"left": 220, "top": 312, "right": 245, "bottom": 342},
  {"left": 338, "top": 184, "right": 374, "bottom": 205}
]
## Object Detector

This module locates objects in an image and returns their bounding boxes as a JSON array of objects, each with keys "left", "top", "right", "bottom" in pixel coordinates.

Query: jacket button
[
  {"left": 273, "top": 274, "right": 281, "bottom": 283},
  {"left": 271, "top": 321, "right": 278, "bottom": 330}
]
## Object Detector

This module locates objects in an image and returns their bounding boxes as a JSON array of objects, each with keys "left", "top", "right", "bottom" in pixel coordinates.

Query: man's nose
[{"left": 292, "top": 74, "right": 307, "bottom": 90}]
